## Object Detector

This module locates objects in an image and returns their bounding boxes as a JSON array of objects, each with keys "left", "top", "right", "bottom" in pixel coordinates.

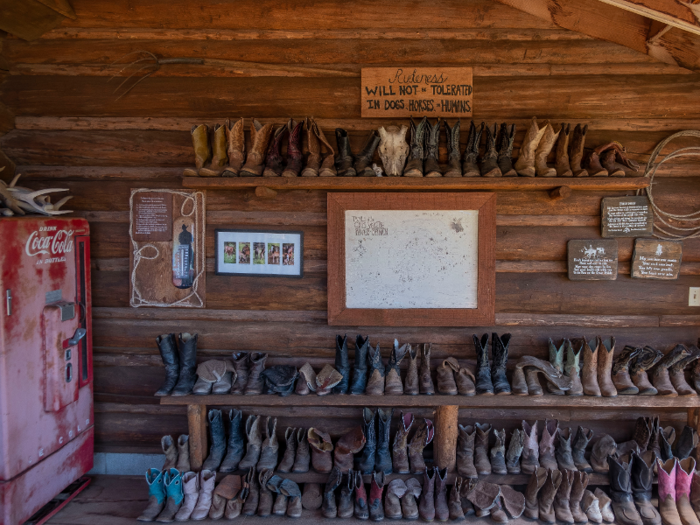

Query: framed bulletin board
[{"left": 327, "top": 192, "right": 496, "bottom": 326}]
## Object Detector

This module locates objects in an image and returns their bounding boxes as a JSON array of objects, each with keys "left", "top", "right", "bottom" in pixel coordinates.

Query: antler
[{"left": 0, "top": 172, "right": 74, "bottom": 216}]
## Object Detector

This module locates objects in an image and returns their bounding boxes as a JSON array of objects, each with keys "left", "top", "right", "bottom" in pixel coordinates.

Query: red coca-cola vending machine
[{"left": 0, "top": 217, "right": 93, "bottom": 525}]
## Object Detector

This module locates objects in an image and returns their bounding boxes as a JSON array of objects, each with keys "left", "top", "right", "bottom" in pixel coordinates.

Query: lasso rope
[
  {"left": 129, "top": 189, "right": 206, "bottom": 308},
  {"left": 640, "top": 130, "right": 700, "bottom": 240}
]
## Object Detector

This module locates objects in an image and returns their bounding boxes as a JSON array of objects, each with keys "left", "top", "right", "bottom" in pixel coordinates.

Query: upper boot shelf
[{"left": 159, "top": 393, "right": 700, "bottom": 408}]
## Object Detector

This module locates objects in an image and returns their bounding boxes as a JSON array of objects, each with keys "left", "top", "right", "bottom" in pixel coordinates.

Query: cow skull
[{"left": 378, "top": 125, "right": 409, "bottom": 176}]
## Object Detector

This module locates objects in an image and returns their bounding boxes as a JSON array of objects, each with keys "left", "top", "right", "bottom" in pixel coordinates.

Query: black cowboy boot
[
  {"left": 322, "top": 467, "right": 343, "bottom": 518},
  {"left": 220, "top": 409, "right": 245, "bottom": 472},
  {"left": 356, "top": 408, "right": 377, "bottom": 475},
  {"left": 444, "top": 120, "right": 462, "bottom": 177},
  {"left": 675, "top": 425, "right": 698, "bottom": 460},
  {"left": 333, "top": 334, "right": 351, "bottom": 394},
  {"left": 375, "top": 408, "right": 394, "bottom": 475},
  {"left": 497, "top": 123, "right": 517, "bottom": 177},
  {"left": 171, "top": 333, "right": 197, "bottom": 396},
  {"left": 491, "top": 333, "right": 512, "bottom": 395},
  {"left": 349, "top": 335, "right": 370, "bottom": 395},
  {"left": 335, "top": 128, "right": 356, "bottom": 177},
  {"left": 424, "top": 118, "right": 442, "bottom": 177},
  {"left": 480, "top": 123, "right": 501, "bottom": 177},
  {"left": 473, "top": 333, "right": 494, "bottom": 395},
  {"left": 202, "top": 409, "right": 227, "bottom": 471},
  {"left": 384, "top": 339, "right": 407, "bottom": 395},
  {"left": 608, "top": 455, "right": 643, "bottom": 525},
  {"left": 630, "top": 450, "right": 661, "bottom": 525},
  {"left": 403, "top": 117, "right": 428, "bottom": 177},
  {"left": 355, "top": 130, "right": 381, "bottom": 177},
  {"left": 462, "top": 121, "right": 483, "bottom": 177},
  {"left": 155, "top": 334, "right": 179, "bottom": 396}
]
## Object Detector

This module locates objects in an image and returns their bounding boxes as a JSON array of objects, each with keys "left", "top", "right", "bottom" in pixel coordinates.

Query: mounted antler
[{"left": 0, "top": 170, "right": 74, "bottom": 216}]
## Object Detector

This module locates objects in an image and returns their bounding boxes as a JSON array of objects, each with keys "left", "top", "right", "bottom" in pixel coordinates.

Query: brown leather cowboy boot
[
  {"left": 334, "top": 128, "right": 356, "bottom": 177},
  {"left": 569, "top": 124, "right": 589, "bottom": 177},
  {"left": 521, "top": 420, "right": 540, "bottom": 475},
  {"left": 199, "top": 123, "right": 228, "bottom": 176},
  {"left": 539, "top": 469, "right": 563, "bottom": 524},
  {"left": 419, "top": 343, "right": 435, "bottom": 395},
  {"left": 514, "top": 117, "right": 546, "bottom": 177},
  {"left": 281, "top": 120, "right": 304, "bottom": 178},
  {"left": 497, "top": 123, "right": 517, "bottom": 177},
  {"left": 404, "top": 344, "right": 419, "bottom": 395},
  {"left": 408, "top": 419, "right": 434, "bottom": 474},
  {"left": 308, "top": 428, "right": 334, "bottom": 473},
  {"left": 506, "top": 428, "right": 524, "bottom": 474},
  {"left": 597, "top": 337, "right": 618, "bottom": 397},
  {"left": 435, "top": 467, "right": 449, "bottom": 521},
  {"left": 631, "top": 346, "right": 663, "bottom": 395},
  {"left": 535, "top": 122, "right": 559, "bottom": 177},
  {"left": 480, "top": 123, "right": 502, "bottom": 177},
  {"left": 462, "top": 121, "right": 483, "bottom": 177},
  {"left": 240, "top": 120, "right": 274, "bottom": 177},
  {"left": 581, "top": 337, "right": 602, "bottom": 396},
  {"left": 334, "top": 426, "right": 366, "bottom": 474},
  {"left": 490, "top": 428, "right": 508, "bottom": 475},
  {"left": 187, "top": 124, "right": 211, "bottom": 177},
  {"left": 222, "top": 118, "right": 245, "bottom": 177},
  {"left": 570, "top": 471, "right": 589, "bottom": 524},
  {"left": 449, "top": 477, "right": 465, "bottom": 520},
  {"left": 436, "top": 357, "right": 459, "bottom": 395},
  {"left": 419, "top": 467, "right": 436, "bottom": 522},
  {"left": 555, "top": 123, "right": 573, "bottom": 177},
  {"left": 670, "top": 352, "right": 700, "bottom": 396},
  {"left": 554, "top": 469, "right": 575, "bottom": 525},
  {"left": 302, "top": 118, "right": 336, "bottom": 177},
  {"left": 540, "top": 419, "right": 559, "bottom": 471},
  {"left": 613, "top": 346, "right": 643, "bottom": 395},
  {"left": 474, "top": 423, "right": 493, "bottom": 475},
  {"left": 392, "top": 412, "right": 414, "bottom": 474},
  {"left": 650, "top": 344, "right": 691, "bottom": 396},
  {"left": 556, "top": 427, "right": 576, "bottom": 472},
  {"left": 587, "top": 145, "right": 609, "bottom": 177},
  {"left": 572, "top": 426, "right": 594, "bottom": 473},
  {"left": 384, "top": 339, "right": 406, "bottom": 395},
  {"left": 524, "top": 467, "right": 548, "bottom": 519},
  {"left": 262, "top": 124, "right": 287, "bottom": 177},
  {"left": 591, "top": 434, "right": 617, "bottom": 474},
  {"left": 444, "top": 120, "right": 462, "bottom": 177},
  {"left": 457, "top": 424, "right": 478, "bottom": 479},
  {"left": 292, "top": 427, "right": 310, "bottom": 473}
]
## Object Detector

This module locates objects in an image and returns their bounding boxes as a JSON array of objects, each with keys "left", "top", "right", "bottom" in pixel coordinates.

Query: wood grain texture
[{"left": 434, "top": 405, "right": 459, "bottom": 472}]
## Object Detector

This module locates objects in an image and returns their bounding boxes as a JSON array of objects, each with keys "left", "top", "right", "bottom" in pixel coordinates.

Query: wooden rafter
[{"left": 596, "top": 0, "right": 700, "bottom": 36}]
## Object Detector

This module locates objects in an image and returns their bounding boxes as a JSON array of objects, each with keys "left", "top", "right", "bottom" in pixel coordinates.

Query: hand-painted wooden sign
[
  {"left": 568, "top": 239, "right": 618, "bottom": 280},
  {"left": 361, "top": 67, "right": 473, "bottom": 118},
  {"left": 631, "top": 239, "right": 682, "bottom": 280},
  {"left": 601, "top": 196, "right": 653, "bottom": 238}
]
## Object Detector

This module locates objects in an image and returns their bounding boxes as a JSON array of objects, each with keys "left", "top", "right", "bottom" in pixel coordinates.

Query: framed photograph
[
  {"left": 215, "top": 229, "right": 304, "bottom": 277},
  {"left": 327, "top": 192, "right": 496, "bottom": 326}
]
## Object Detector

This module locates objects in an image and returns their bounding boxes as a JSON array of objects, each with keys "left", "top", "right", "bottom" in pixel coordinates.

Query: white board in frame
[{"left": 215, "top": 229, "right": 304, "bottom": 278}]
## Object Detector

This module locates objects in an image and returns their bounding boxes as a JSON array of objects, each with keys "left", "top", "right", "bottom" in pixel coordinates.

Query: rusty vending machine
[{"left": 0, "top": 217, "right": 93, "bottom": 525}]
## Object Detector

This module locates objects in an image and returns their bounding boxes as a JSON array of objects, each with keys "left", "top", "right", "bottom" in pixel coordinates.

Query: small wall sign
[
  {"left": 361, "top": 67, "right": 473, "bottom": 118},
  {"left": 601, "top": 196, "right": 653, "bottom": 238},
  {"left": 132, "top": 192, "right": 173, "bottom": 242},
  {"left": 568, "top": 239, "right": 618, "bottom": 280},
  {"left": 631, "top": 239, "right": 682, "bottom": 280}
]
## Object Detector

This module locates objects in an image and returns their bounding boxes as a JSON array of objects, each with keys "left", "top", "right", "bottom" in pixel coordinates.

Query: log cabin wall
[{"left": 0, "top": 0, "right": 699, "bottom": 455}]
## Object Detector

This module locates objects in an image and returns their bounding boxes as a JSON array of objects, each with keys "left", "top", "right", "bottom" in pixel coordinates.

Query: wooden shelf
[
  {"left": 182, "top": 176, "right": 650, "bottom": 192},
  {"left": 160, "top": 393, "right": 700, "bottom": 408}
]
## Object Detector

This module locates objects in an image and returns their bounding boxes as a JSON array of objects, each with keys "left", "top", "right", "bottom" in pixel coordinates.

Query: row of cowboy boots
[
  {"left": 161, "top": 435, "right": 190, "bottom": 473},
  {"left": 154, "top": 333, "right": 198, "bottom": 397},
  {"left": 524, "top": 468, "right": 602, "bottom": 524},
  {"left": 238, "top": 467, "right": 303, "bottom": 518}
]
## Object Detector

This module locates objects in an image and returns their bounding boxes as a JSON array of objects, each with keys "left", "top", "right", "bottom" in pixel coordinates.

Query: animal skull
[{"left": 377, "top": 125, "right": 409, "bottom": 176}]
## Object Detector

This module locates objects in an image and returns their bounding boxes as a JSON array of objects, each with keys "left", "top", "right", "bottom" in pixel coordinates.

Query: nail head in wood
[
  {"left": 255, "top": 186, "right": 278, "bottom": 199},
  {"left": 549, "top": 185, "right": 572, "bottom": 200}
]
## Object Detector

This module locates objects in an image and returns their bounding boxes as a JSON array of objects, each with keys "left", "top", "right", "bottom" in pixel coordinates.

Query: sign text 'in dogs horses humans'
[{"left": 361, "top": 67, "right": 473, "bottom": 118}]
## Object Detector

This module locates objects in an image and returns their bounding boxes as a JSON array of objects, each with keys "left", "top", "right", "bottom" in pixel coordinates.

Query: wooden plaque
[
  {"left": 601, "top": 196, "right": 653, "bottom": 238},
  {"left": 631, "top": 239, "right": 682, "bottom": 280},
  {"left": 361, "top": 67, "right": 473, "bottom": 118},
  {"left": 327, "top": 192, "right": 496, "bottom": 327},
  {"left": 568, "top": 239, "right": 618, "bottom": 280}
]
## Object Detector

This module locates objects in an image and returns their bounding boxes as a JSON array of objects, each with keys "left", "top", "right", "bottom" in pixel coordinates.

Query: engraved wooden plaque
[
  {"left": 631, "top": 239, "right": 682, "bottom": 280},
  {"left": 568, "top": 239, "right": 619, "bottom": 281},
  {"left": 361, "top": 67, "right": 473, "bottom": 118},
  {"left": 601, "top": 196, "right": 654, "bottom": 238}
]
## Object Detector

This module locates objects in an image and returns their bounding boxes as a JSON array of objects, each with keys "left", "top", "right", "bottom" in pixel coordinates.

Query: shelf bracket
[
  {"left": 549, "top": 186, "right": 572, "bottom": 201},
  {"left": 255, "top": 186, "right": 278, "bottom": 199}
]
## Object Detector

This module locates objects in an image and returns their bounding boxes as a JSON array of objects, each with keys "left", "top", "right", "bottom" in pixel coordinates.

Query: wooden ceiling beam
[{"left": 596, "top": 0, "right": 700, "bottom": 37}]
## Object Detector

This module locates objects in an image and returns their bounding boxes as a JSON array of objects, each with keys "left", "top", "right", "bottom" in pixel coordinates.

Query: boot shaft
[
  {"left": 564, "top": 339, "right": 583, "bottom": 396},
  {"left": 349, "top": 334, "right": 370, "bottom": 395},
  {"left": 612, "top": 345, "right": 643, "bottom": 395},
  {"left": 356, "top": 408, "right": 377, "bottom": 474},
  {"left": 474, "top": 333, "right": 494, "bottom": 394},
  {"left": 597, "top": 336, "right": 618, "bottom": 397},
  {"left": 568, "top": 124, "right": 588, "bottom": 176},
  {"left": 190, "top": 124, "right": 211, "bottom": 169},
  {"left": 419, "top": 343, "right": 435, "bottom": 394},
  {"left": 244, "top": 352, "right": 268, "bottom": 395},
  {"left": 514, "top": 117, "right": 547, "bottom": 177},
  {"left": 480, "top": 123, "right": 501, "bottom": 177},
  {"left": 506, "top": 428, "right": 524, "bottom": 474},
  {"left": 392, "top": 411, "right": 414, "bottom": 474},
  {"left": 497, "top": 122, "right": 517, "bottom": 176},
  {"left": 210, "top": 123, "right": 228, "bottom": 168},
  {"left": 581, "top": 337, "right": 602, "bottom": 396},
  {"left": 555, "top": 123, "right": 572, "bottom": 176},
  {"left": 404, "top": 344, "right": 419, "bottom": 395},
  {"left": 225, "top": 118, "right": 245, "bottom": 171},
  {"left": 572, "top": 426, "right": 593, "bottom": 472}
]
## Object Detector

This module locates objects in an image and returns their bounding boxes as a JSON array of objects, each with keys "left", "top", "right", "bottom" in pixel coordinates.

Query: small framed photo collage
[{"left": 215, "top": 229, "right": 304, "bottom": 278}]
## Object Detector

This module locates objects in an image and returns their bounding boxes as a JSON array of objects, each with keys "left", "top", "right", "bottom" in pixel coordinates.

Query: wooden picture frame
[{"left": 327, "top": 192, "right": 496, "bottom": 326}]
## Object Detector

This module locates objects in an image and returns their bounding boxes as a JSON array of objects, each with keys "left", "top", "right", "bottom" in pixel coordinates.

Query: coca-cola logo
[{"left": 25, "top": 229, "right": 75, "bottom": 257}]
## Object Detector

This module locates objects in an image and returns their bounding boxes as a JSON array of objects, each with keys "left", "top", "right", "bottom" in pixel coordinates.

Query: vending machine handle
[{"left": 63, "top": 328, "right": 87, "bottom": 349}]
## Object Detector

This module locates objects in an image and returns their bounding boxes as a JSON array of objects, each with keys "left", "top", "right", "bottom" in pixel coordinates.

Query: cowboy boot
[
  {"left": 582, "top": 337, "right": 602, "bottom": 396},
  {"left": 456, "top": 365, "right": 476, "bottom": 396},
  {"left": 449, "top": 477, "right": 465, "bottom": 521},
  {"left": 309, "top": 428, "right": 334, "bottom": 473},
  {"left": 630, "top": 451, "right": 661, "bottom": 525},
  {"left": 572, "top": 426, "right": 594, "bottom": 473},
  {"left": 648, "top": 416, "right": 661, "bottom": 459},
  {"left": 419, "top": 467, "right": 436, "bottom": 522},
  {"left": 436, "top": 357, "right": 459, "bottom": 395},
  {"left": 225, "top": 483, "right": 248, "bottom": 520},
  {"left": 404, "top": 117, "right": 427, "bottom": 177},
  {"left": 300, "top": 481, "right": 320, "bottom": 512},
  {"left": 350, "top": 335, "right": 370, "bottom": 395},
  {"left": 601, "top": 147, "right": 625, "bottom": 177},
  {"left": 186, "top": 124, "right": 211, "bottom": 177},
  {"left": 674, "top": 426, "right": 698, "bottom": 460},
  {"left": 506, "top": 429, "right": 524, "bottom": 474},
  {"left": 490, "top": 428, "right": 507, "bottom": 475},
  {"left": 658, "top": 458, "right": 683, "bottom": 525},
  {"left": 202, "top": 409, "right": 226, "bottom": 471},
  {"left": 282, "top": 120, "right": 304, "bottom": 178},
  {"left": 569, "top": 124, "right": 589, "bottom": 177},
  {"left": 295, "top": 363, "right": 316, "bottom": 395},
  {"left": 594, "top": 488, "right": 615, "bottom": 523},
  {"left": 357, "top": 408, "right": 377, "bottom": 474},
  {"left": 670, "top": 352, "right": 700, "bottom": 396},
  {"left": 515, "top": 117, "right": 547, "bottom": 177},
  {"left": 173, "top": 471, "right": 199, "bottom": 521},
  {"left": 155, "top": 334, "right": 179, "bottom": 396},
  {"left": 240, "top": 120, "right": 274, "bottom": 177},
  {"left": 375, "top": 408, "right": 393, "bottom": 475},
  {"left": 582, "top": 489, "right": 603, "bottom": 524},
  {"left": 332, "top": 334, "right": 351, "bottom": 395},
  {"left": 138, "top": 468, "right": 166, "bottom": 522},
  {"left": 262, "top": 124, "right": 287, "bottom": 177},
  {"left": 556, "top": 427, "right": 576, "bottom": 471},
  {"left": 460, "top": 478, "right": 477, "bottom": 517},
  {"left": 293, "top": 427, "right": 310, "bottom": 473},
  {"left": 555, "top": 123, "right": 573, "bottom": 177},
  {"left": 497, "top": 123, "right": 517, "bottom": 177},
  {"left": 466, "top": 480, "right": 501, "bottom": 517},
  {"left": 511, "top": 356, "right": 573, "bottom": 395},
  {"left": 540, "top": 419, "right": 559, "bottom": 471},
  {"left": 230, "top": 351, "right": 249, "bottom": 395},
  {"left": 434, "top": 467, "right": 449, "bottom": 521},
  {"left": 171, "top": 333, "right": 197, "bottom": 396},
  {"left": 693, "top": 351, "right": 700, "bottom": 394},
  {"left": 587, "top": 144, "right": 609, "bottom": 177},
  {"left": 691, "top": 470, "right": 700, "bottom": 521},
  {"left": 631, "top": 346, "right": 664, "bottom": 395},
  {"left": 239, "top": 415, "right": 262, "bottom": 470},
  {"left": 565, "top": 339, "right": 584, "bottom": 396},
  {"left": 370, "top": 472, "right": 385, "bottom": 521},
  {"left": 474, "top": 334, "right": 494, "bottom": 395},
  {"left": 678, "top": 458, "right": 699, "bottom": 525},
  {"left": 403, "top": 478, "right": 422, "bottom": 520},
  {"left": 462, "top": 120, "right": 484, "bottom": 177},
  {"left": 419, "top": 343, "right": 435, "bottom": 395},
  {"left": 444, "top": 120, "right": 462, "bottom": 177},
  {"left": 280, "top": 479, "right": 301, "bottom": 518},
  {"left": 161, "top": 435, "right": 177, "bottom": 471},
  {"left": 277, "top": 427, "right": 297, "bottom": 473},
  {"left": 155, "top": 468, "right": 183, "bottom": 522},
  {"left": 553, "top": 469, "right": 575, "bottom": 525},
  {"left": 423, "top": 118, "right": 442, "bottom": 178},
  {"left": 322, "top": 466, "right": 343, "bottom": 518},
  {"left": 334, "top": 427, "right": 366, "bottom": 474},
  {"left": 597, "top": 337, "right": 618, "bottom": 397},
  {"left": 338, "top": 470, "right": 355, "bottom": 518},
  {"left": 591, "top": 434, "right": 617, "bottom": 474},
  {"left": 366, "top": 343, "right": 385, "bottom": 396},
  {"left": 355, "top": 470, "right": 370, "bottom": 520},
  {"left": 257, "top": 417, "right": 279, "bottom": 470},
  {"left": 409, "top": 419, "right": 434, "bottom": 474},
  {"left": 491, "top": 333, "right": 511, "bottom": 395},
  {"left": 220, "top": 409, "right": 245, "bottom": 473},
  {"left": 613, "top": 346, "right": 643, "bottom": 395},
  {"left": 609, "top": 456, "right": 644, "bottom": 525},
  {"left": 383, "top": 478, "right": 405, "bottom": 519},
  {"left": 651, "top": 344, "right": 691, "bottom": 396},
  {"left": 175, "top": 435, "right": 190, "bottom": 473},
  {"left": 474, "top": 422, "right": 492, "bottom": 475},
  {"left": 521, "top": 420, "right": 540, "bottom": 475},
  {"left": 199, "top": 123, "right": 228, "bottom": 176},
  {"left": 262, "top": 367, "right": 298, "bottom": 398},
  {"left": 404, "top": 344, "right": 419, "bottom": 395},
  {"left": 480, "top": 124, "right": 502, "bottom": 177},
  {"left": 392, "top": 411, "right": 413, "bottom": 474},
  {"left": 243, "top": 352, "right": 267, "bottom": 395},
  {"left": 221, "top": 118, "right": 245, "bottom": 177},
  {"left": 457, "top": 424, "right": 477, "bottom": 479},
  {"left": 548, "top": 338, "right": 566, "bottom": 395},
  {"left": 303, "top": 118, "right": 336, "bottom": 177},
  {"left": 523, "top": 467, "right": 547, "bottom": 519},
  {"left": 632, "top": 417, "right": 652, "bottom": 451},
  {"left": 385, "top": 339, "right": 407, "bottom": 395},
  {"left": 257, "top": 469, "right": 274, "bottom": 517},
  {"left": 191, "top": 469, "right": 217, "bottom": 519},
  {"left": 316, "top": 364, "right": 343, "bottom": 395},
  {"left": 539, "top": 469, "right": 563, "bottom": 524},
  {"left": 500, "top": 485, "right": 526, "bottom": 520},
  {"left": 354, "top": 130, "right": 381, "bottom": 177},
  {"left": 335, "top": 128, "right": 356, "bottom": 177},
  {"left": 568, "top": 471, "right": 589, "bottom": 524}
]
